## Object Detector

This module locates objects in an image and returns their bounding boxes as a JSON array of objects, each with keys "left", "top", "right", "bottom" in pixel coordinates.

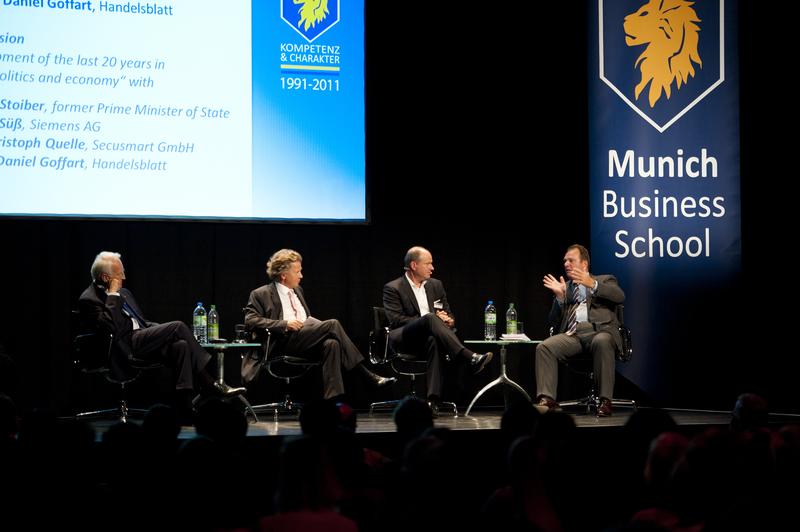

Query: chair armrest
[
  {"left": 73, "top": 331, "right": 113, "bottom": 373},
  {"left": 368, "top": 326, "right": 391, "bottom": 365}
]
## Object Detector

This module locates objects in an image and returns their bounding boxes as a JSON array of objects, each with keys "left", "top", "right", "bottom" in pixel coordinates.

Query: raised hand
[
  {"left": 543, "top": 274, "right": 566, "bottom": 299},
  {"left": 567, "top": 266, "right": 593, "bottom": 288}
]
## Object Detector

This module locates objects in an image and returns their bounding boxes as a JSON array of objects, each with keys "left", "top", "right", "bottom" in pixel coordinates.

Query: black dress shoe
[
  {"left": 212, "top": 382, "right": 246, "bottom": 397},
  {"left": 535, "top": 395, "right": 560, "bottom": 413},
  {"left": 427, "top": 399, "right": 440, "bottom": 418},
  {"left": 470, "top": 352, "right": 494, "bottom": 374},
  {"left": 597, "top": 397, "right": 613, "bottom": 417},
  {"left": 375, "top": 375, "right": 397, "bottom": 388},
  {"left": 362, "top": 367, "right": 397, "bottom": 388}
]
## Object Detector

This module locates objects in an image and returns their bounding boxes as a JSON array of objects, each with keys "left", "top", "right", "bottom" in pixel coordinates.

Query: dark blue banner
[{"left": 589, "top": 0, "right": 740, "bottom": 404}]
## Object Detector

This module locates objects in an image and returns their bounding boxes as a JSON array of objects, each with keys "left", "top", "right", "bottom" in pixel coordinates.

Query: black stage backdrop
[{"left": 0, "top": 3, "right": 794, "bottom": 413}]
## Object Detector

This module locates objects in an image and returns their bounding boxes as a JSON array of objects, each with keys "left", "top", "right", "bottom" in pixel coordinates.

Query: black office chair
[
  {"left": 558, "top": 304, "right": 637, "bottom": 414},
  {"left": 244, "top": 326, "right": 321, "bottom": 422},
  {"left": 368, "top": 306, "right": 457, "bottom": 416},
  {"left": 71, "top": 311, "right": 163, "bottom": 423}
]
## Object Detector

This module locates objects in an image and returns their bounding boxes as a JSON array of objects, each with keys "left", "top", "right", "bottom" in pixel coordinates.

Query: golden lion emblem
[
  {"left": 294, "top": 0, "right": 330, "bottom": 31},
  {"left": 623, "top": 0, "right": 702, "bottom": 107}
]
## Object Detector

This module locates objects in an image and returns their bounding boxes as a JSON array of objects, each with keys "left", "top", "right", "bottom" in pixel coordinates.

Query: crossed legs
[
  {"left": 131, "top": 321, "right": 212, "bottom": 391},
  {"left": 390, "top": 313, "right": 472, "bottom": 399},
  {"left": 283, "top": 318, "right": 365, "bottom": 399}
]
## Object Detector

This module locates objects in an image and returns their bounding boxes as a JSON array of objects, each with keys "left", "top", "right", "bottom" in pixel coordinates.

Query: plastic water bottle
[
  {"left": 208, "top": 304, "right": 219, "bottom": 341},
  {"left": 484, "top": 300, "right": 497, "bottom": 340},
  {"left": 193, "top": 302, "right": 207, "bottom": 343},
  {"left": 506, "top": 303, "right": 518, "bottom": 335}
]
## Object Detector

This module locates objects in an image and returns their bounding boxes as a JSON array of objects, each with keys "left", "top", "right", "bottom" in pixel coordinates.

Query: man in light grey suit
[{"left": 535, "top": 244, "right": 625, "bottom": 417}]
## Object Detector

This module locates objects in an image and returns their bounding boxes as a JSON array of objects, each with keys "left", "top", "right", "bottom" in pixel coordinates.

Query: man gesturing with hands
[{"left": 535, "top": 244, "right": 625, "bottom": 417}]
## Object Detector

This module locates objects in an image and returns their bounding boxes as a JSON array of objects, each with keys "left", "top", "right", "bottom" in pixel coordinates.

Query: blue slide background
[{"left": 251, "top": 0, "right": 365, "bottom": 220}]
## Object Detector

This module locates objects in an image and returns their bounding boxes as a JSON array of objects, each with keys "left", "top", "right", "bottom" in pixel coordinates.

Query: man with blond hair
[{"left": 244, "top": 249, "right": 395, "bottom": 400}]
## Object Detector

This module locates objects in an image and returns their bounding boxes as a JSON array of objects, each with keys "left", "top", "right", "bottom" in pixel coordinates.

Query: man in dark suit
[
  {"left": 244, "top": 249, "right": 395, "bottom": 400},
  {"left": 383, "top": 246, "right": 493, "bottom": 410},
  {"left": 535, "top": 244, "right": 625, "bottom": 417},
  {"left": 78, "top": 251, "right": 244, "bottom": 418}
]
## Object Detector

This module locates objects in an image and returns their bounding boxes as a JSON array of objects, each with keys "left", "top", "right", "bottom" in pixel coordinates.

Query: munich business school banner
[{"left": 589, "top": 0, "right": 740, "bottom": 403}]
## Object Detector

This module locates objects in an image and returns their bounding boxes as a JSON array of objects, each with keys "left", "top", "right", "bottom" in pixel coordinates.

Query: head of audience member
[
  {"left": 403, "top": 430, "right": 449, "bottom": 475},
  {"left": 393, "top": 396, "right": 434, "bottom": 444},
  {"left": 274, "top": 435, "right": 343, "bottom": 512},
  {"left": 533, "top": 410, "right": 577, "bottom": 443},
  {"left": 336, "top": 401, "right": 357, "bottom": 433},
  {"left": 730, "top": 392, "right": 769, "bottom": 432},
  {"left": 643, "top": 432, "right": 689, "bottom": 496},
  {"left": 623, "top": 407, "right": 679, "bottom": 467},
  {"left": 175, "top": 435, "right": 226, "bottom": 519},
  {"left": 143, "top": 403, "right": 181, "bottom": 446},
  {"left": 506, "top": 435, "right": 545, "bottom": 488},
  {"left": 404, "top": 246, "right": 434, "bottom": 284},
  {"left": 775, "top": 424, "right": 800, "bottom": 483},
  {"left": 266, "top": 248, "right": 303, "bottom": 289},
  {"left": 299, "top": 398, "right": 342, "bottom": 437},
  {"left": 670, "top": 427, "right": 736, "bottom": 523},
  {"left": 194, "top": 397, "right": 248, "bottom": 449},
  {"left": 500, "top": 399, "right": 541, "bottom": 450},
  {"left": 625, "top": 408, "right": 678, "bottom": 439}
]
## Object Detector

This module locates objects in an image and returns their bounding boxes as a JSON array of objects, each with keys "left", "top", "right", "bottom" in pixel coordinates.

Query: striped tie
[{"left": 565, "top": 283, "right": 580, "bottom": 336}]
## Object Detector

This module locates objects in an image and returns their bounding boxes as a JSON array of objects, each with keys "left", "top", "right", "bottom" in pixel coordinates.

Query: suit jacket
[
  {"left": 549, "top": 274, "right": 625, "bottom": 352},
  {"left": 242, "top": 283, "right": 312, "bottom": 382},
  {"left": 77, "top": 283, "right": 154, "bottom": 379},
  {"left": 382, "top": 275, "right": 452, "bottom": 330}
]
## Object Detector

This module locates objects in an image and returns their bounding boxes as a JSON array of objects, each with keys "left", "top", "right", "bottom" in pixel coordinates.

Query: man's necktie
[
  {"left": 288, "top": 290, "right": 299, "bottom": 319},
  {"left": 122, "top": 300, "right": 146, "bottom": 329},
  {"left": 565, "top": 283, "right": 580, "bottom": 336}
]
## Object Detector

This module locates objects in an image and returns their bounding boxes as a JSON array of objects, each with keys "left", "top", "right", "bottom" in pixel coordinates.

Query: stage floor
[{"left": 81, "top": 406, "right": 800, "bottom": 440}]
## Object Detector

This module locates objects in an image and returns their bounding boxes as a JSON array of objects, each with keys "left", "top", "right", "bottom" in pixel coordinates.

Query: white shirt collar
[{"left": 404, "top": 271, "right": 427, "bottom": 289}]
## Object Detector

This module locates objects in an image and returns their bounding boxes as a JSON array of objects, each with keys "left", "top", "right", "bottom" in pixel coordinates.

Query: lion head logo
[
  {"left": 294, "top": 0, "right": 330, "bottom": 31},
  {"left": 623, "top": 0, "right": 702, "bottom": 107}
]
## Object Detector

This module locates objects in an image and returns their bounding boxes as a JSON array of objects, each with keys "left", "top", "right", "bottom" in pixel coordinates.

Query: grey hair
[
  {"left": 90, "top": 251, "right": 121, "bottom": 281},
  {"left": 266, "top": 249, "right": 302, "bottom": 281},
  {"left": 403, "top": 246, "right": 429, "bottom": 270}
]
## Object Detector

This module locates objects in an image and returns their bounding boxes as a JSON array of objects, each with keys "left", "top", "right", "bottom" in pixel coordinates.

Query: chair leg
[
  {"left": 610, "top": 398, "right": 637, "bottom": 411},
  {"left": 559, "top": 394, "right": 597, "bottom": 414},
  {"left": 439, "top": 401, "right": 458, "bottom": 417},
  {"left": 370, "top": 372, "right": 414, "bottom": 415},
  {"left": 368, "top": 371, "right": 460, "bottom": 417},
  {"left": 75, "top": 398, "right": 147, "bottom": 423},
  {"left": 75, "top": 406, "right": 125, "bottom": 421},
  {"left": 249, "top": 395, "right": 302, "bottom": 422},
  {"left": 237, "top": 394, "right": 259, "bottom": 423},
  {"left": 369, "top": 399, "right": 403, "bottom": 416}
]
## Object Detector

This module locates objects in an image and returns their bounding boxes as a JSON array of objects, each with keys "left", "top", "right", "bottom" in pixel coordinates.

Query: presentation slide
[{"left": 0, "top": 0, "right": 365, "bottom": 221}]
